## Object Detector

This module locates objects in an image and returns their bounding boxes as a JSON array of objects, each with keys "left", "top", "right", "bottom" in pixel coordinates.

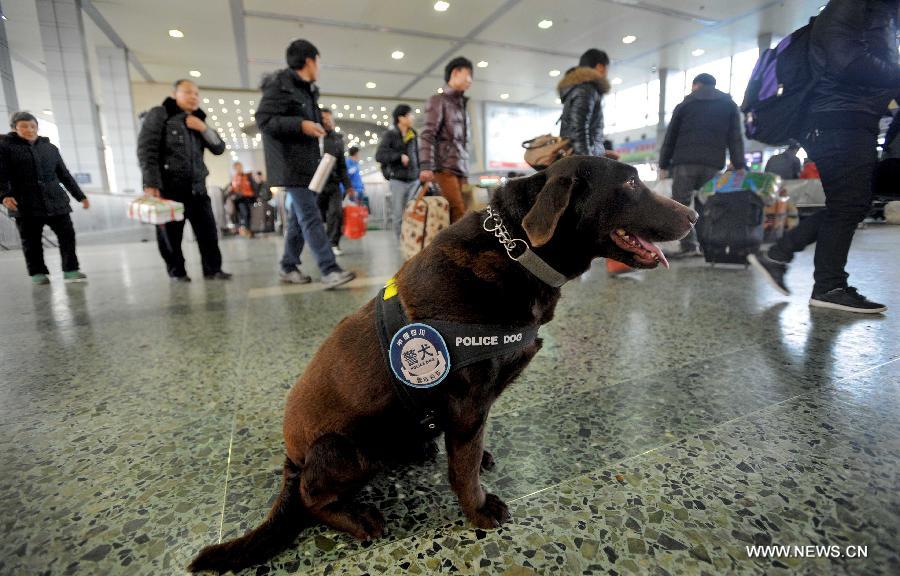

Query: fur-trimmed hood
[
  {"left": 162, "top": 96, "right": 207, "bottom": 120},
  {"left": 557, "top": 67, "right": 611, "bottom": 99}
]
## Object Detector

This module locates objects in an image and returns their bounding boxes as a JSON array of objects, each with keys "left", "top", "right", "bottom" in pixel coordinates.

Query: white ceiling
[{"left": 6, "top": 0, "right": 829, "bottom": 145}]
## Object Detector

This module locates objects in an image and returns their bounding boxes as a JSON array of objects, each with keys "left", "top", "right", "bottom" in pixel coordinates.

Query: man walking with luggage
[
  {"left": 749, "top": 0, "right": 898, "bottom": 313},
  {"left": 659, "top": 73, "right": 746, "bottom": 258},
  {"left": 256, "top": 39, "right": 355, "bottom": 289},
  {"left": 419, "top": 57, "right": 473, "bottom": 224},
  {"left": 318, "top": 109, "right": 355, "bottom": 256},
  {"left": 137, "top": 79, "right": 232, "bottom": 282},
  {"left": 377, "top": 104, "right": 419, "bottom": 239}
]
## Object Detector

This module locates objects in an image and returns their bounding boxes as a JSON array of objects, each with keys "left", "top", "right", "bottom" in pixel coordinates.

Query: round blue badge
[{"left": 389, "top": 323, "right": 451, "bottom": 389}]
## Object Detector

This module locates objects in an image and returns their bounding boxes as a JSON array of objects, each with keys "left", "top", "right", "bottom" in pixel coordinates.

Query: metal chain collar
[{"left": 482, "top": 205, "right": 528, "bottom": 261}]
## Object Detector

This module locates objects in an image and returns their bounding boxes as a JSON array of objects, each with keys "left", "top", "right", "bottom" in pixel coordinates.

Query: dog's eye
[{"left": 624, "top": 176, "right": 637, "bottom": 189}]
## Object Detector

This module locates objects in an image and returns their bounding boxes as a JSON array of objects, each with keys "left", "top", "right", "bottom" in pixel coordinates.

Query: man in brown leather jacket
[{"left": 419, "top": 57, "right": 473, "bottom": 223}]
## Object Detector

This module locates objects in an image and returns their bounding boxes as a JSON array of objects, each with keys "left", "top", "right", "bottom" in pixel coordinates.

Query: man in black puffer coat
[
  {"left": 137, "top": 79, "right": 230, "bottom": 282},
  {"left": 659, "top": 73, "right": 746, "bottom": 256},
  {"left": 557, "top": 49, "right": 612, "bottom": 158},
  {"left": 0, "top": 111, "right": 90, "bottom": 284},
  {"left": 256, "top": 38, "right": 355, "bottom": 289},
  {"left": 749, "top": 0, "right": 899, "bottom": 314}
]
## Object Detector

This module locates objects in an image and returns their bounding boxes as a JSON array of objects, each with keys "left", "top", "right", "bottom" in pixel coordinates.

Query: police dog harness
[{"left": 375, "top": 277, "right": 540, "bottom": 436}]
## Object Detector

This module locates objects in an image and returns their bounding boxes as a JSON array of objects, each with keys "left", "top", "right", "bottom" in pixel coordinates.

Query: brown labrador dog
[{"left": 189, "top": 156, "right": 697, "bottom": 573}]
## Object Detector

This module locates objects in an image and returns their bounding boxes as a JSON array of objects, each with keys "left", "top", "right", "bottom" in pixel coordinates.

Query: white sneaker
[
  {"left": 279, "top": 269, "right": 311, "bottom": 284},
  {"left": 332, "top": 246, "right": 343, "bottom": 256},
  {"left": 322, "top": 269, "right": 356, "bottom": 290}
]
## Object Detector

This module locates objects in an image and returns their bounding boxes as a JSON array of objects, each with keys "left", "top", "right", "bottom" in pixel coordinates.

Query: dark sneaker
[
  {"left": 170, "top": 275, "right": 192, "bottom": 283},
  {"left": 204, "top": 271, "right": 233, "bottom": 280},
  {"left": 810, "top": 287, "right": 886, "bottom": 314},
  {"left": 31, "top": 274, "right": 50, "bottom": 285},
  {"left": 322, "top": 269, "right": 356, "bottom": 290},
  {"left": 747, "top": 252, "right": 790, "bottom": 296},
  {"left": 63, "top": 271, "right": 87, "bottom": 283}
]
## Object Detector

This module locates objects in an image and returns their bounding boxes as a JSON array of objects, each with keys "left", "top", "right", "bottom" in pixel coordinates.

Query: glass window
[
  {"left": 616, "top": 83, "right": 651, "bottom": 133},
  {"left": 664, "top": 70, "right": 686, "bottom": 124},
  {"left": 686, "top": 56, "right": 732, "bottom": 95},
  {"left": 730, "top": 48, "right": 759, "bottom": 104}
]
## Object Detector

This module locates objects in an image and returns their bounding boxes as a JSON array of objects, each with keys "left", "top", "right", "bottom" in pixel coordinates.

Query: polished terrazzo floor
[{"left": 1, "top": 225, "right": 898, "bottom": 576}]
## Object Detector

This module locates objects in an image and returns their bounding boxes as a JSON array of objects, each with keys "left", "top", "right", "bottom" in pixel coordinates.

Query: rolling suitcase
[
  {"left": 250, "top": 201, "right": 275, "bottom": 233},
  {"left": 698, "top": 190, "right": 765, "bottom": 266}
]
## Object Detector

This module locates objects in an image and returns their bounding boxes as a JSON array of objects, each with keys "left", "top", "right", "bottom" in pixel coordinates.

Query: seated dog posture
[{"left": 189, "top": 156, "right": 697, "bottom": 573}]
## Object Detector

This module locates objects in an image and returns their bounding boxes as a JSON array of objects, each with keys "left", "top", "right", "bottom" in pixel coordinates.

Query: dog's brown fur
[{"left": 188, "top": 156, "right": 697, "bottom": 573}]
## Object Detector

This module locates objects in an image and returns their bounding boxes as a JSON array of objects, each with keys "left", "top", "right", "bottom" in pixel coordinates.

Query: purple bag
[{"left": 741, "top": 18, "right": 817, "bottom": 145}]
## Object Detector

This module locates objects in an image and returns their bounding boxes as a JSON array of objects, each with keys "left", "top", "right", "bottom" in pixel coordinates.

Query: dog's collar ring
[{"left": 482, "top": 206, "right": 527, "bottom": 262}]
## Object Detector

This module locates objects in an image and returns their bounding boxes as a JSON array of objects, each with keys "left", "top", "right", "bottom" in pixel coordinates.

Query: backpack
[
  {"left": 522, "top": 134, "right": 572, "bottom": 170},
  {"left": 741, "top": 18, "right": 817, "bottom": 145}
]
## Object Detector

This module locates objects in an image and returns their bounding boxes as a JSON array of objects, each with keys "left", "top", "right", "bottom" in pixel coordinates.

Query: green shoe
[
  {"left": 31, "top": 274, "right": 50, "bottom": 285},
  {"left": 63, "top": 271, "right": 87, "bottom": 283}
]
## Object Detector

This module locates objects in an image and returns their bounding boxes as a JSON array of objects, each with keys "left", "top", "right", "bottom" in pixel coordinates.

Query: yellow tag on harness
[{"left": 383, "top": 277, "right": 398, "bottom": 300}]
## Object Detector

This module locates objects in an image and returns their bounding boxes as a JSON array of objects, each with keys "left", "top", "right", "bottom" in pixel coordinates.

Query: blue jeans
[
  {"left": 280, "top": 193, "right": 305, "bottom": 273},
  {"left": 282, "top": 187, "right": 340, "bottom": 275},
  {"left": 390, "top": 179, "right": 421, "bottom": 240}
]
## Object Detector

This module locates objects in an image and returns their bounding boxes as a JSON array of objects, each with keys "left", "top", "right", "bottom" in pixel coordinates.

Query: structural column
[
  {"left": 36, "top": 0, "right": 109, "bottom": 192},
  {"left": 757, "top": 33, "right": 773, "bottom": 56},
  {"left": 96, "top": 46, "right": 140, "bottom": 194},
  {"left": 656, "top": 67, "right": 668, "bottom": 138},
  {"left": 0, "top": 14, "right": 19, "bottom": 122}
]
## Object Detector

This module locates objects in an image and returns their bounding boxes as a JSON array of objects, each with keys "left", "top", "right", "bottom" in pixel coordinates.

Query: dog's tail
[{"left": 187, "top": 457, "right": 307, "bottom": 574}]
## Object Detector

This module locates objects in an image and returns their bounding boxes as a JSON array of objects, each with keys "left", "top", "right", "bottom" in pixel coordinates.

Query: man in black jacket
[
  {"left": 558, "top": 49, "right": 615, "bottom": 158},
  {"left": 659, "top": 73, "right": 746, "bottom": 257},
  {"left": 749, "top": 0, "right": 898, "bottom": 313},
  {"left": 137, "top": 79, "right": 231, "bottom": 282},
  {"left": 376, "top": 104, "right": 419, "bottom": 240},
  {"left": 0, "top": 111, "right": 89, "bottom": 284},
  {"left": 256, "top": 39, "right": 355, "bottom": 289},
  {"left": 317, "top": 110, "right": 355, "bottom": 255}
]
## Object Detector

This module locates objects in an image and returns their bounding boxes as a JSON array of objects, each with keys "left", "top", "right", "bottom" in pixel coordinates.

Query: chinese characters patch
[{"left": 389, "top": 323, "right": 451, "bottom": 389}]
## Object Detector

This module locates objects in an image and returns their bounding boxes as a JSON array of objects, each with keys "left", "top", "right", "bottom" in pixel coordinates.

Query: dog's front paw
[
  {"left": 480, "top": 449, "right": 496, "bottom": 471},
  {"left": 469, "top": 493, "right": 511, "bottom": 529}
]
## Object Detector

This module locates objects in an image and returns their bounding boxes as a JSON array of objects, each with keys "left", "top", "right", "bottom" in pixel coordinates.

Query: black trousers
[
  {"left": 155, "top": 192, "right": 223, "bottom": 277},
  {"left": 316, "top": 186, "right": 343, "bottom": 247},
  {"left": 671, "top": 164, "right": 721, "bottom": 250},
  {"left": 16, "top": 213, "right": 80, "bottom": 276},
  {"left": 771, "top": 127, "right": 877, "bottom": 294}
]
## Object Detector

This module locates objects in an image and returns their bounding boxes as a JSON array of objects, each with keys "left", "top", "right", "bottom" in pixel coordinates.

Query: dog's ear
[{"left": 522, "top": 175, "right": 576, "bottom": 247}]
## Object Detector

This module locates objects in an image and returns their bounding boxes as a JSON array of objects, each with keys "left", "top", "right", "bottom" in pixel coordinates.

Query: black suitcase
[
  {"left": 250, "top": 201, "right": 275, "bottom": 233},
  {"left": 698, "top": 191, "right": 764, "bottom": 265}
]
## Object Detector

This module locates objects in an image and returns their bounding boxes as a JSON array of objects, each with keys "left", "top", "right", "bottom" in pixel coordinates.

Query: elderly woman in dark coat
[{"left": 0, "top": 111, "right": 89, "bottom": 284}]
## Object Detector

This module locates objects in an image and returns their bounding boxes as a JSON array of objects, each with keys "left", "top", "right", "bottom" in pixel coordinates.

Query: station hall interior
[{"left": 1, "top": 0, "right": 899, "bottom": 575}]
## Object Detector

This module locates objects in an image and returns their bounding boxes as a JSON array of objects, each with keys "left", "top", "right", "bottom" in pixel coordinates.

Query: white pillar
[
  {"left": 0, "top": 15, "right": 19, "bottom": 123},
  {"left": 96, "top": 46, "right": 140, "bottom": 194},
  {"left": 36, "top": 0, "right": 109, "bottom": 192}
]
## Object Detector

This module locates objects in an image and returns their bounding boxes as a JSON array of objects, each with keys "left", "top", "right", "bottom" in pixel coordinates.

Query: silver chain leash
[{"left": 482, "top": 206, "right": 528, "bottom": 261}]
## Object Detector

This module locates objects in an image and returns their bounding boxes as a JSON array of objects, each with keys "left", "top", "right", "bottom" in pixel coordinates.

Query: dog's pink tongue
[{"left": 633, "top": 233, "right": 669, "bottom": 269}]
